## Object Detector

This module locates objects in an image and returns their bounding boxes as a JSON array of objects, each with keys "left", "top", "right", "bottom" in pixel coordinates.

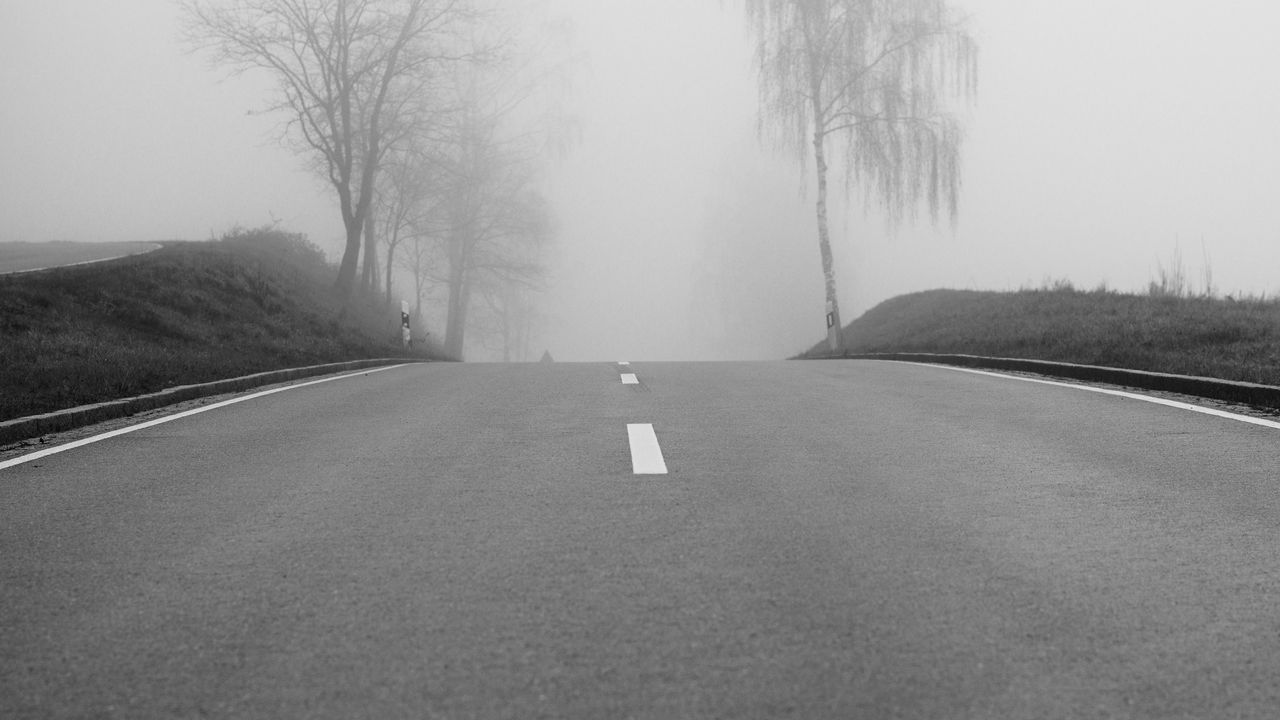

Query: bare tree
[
  {"left": 374, "top": 143, "right": 437, "bottom": 306},
  {"left": 472, "top": 272, "right": 542, "bottom": 362},
  {"left": 437, "top": 116, "right": 550, "bottom": 359},
  {"left": 395, "top": 209, "right": 439, "bottom": 323},
  {"left": 361, "top": 205, "right": 380, "bottom": 293},
  {"left": 424, "top": 22, "right": 564, "bottom": 359},
  {"left": 372, "top": 2, "right": 569, "bottom": 358},
  {"left": 182, "top": 0, "right": 473, "bottom": 298},
  {"left": 382, "top": 101, "right": 550, "bottom": 361},
  {"left": 745, "top": 0, "right": 977, "bottom": 350}
]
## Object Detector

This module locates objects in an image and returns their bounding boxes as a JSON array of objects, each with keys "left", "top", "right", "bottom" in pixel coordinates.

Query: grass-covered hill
[
  {"left": 0, "top": 228, "right": 435, "bottom": 422},
  {"left": 802, "top": 287, "right": 1280, "bottom": 386}
]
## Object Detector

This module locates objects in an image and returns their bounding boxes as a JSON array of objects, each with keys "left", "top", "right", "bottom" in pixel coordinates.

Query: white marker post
[
  {"left": 400, "top": 300, "right": 411, "bottom": 348},
  {"left": 825, "top": 300, "right": 838, "bottom": 351}
]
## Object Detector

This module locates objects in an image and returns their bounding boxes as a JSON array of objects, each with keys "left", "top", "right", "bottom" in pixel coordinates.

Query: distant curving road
[
  {"left": 0, "top": 241, "right": 161, "bottom": 274},
  {"left": 3, "top": 361, "right": 1280, "bottom": 718}
]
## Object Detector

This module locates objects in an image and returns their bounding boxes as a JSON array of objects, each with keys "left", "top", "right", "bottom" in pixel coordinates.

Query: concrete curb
[
  {"left": 806, "top": 352, "right": 1280, "bottom": 410},
  {"left": 0, "top": 358, "right": 424, "bottom": 446}
]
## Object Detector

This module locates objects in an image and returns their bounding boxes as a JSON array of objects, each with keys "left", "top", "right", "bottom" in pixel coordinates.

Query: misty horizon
[{"left": 3, "top": 0, "right": 1278, "bottom": 360}]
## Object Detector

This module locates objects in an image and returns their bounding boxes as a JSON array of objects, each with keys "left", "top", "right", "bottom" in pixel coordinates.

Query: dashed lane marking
[
  {"left": 626, "top": 423, "right": 668, "bottom": 475},
  {"left": 621, "top": 373, "right": 639, "bottom": 385}
]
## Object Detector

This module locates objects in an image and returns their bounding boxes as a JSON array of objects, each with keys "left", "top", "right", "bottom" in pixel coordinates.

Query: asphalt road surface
[{"left": 3, "top": 360, "right": 1280, "bottom": 719}]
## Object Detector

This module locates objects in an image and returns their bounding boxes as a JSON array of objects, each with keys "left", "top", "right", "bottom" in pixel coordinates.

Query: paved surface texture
[{"left": 3, "top": 360, "right": 1280, "bottom": 718}]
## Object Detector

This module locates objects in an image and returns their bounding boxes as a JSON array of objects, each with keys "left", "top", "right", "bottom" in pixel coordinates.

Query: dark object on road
[{"left": 540, "top": 350, "right": 554, "bottom": 363}]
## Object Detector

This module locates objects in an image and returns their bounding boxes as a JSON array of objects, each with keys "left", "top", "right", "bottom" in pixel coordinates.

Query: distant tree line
[{"left": 183, "top": 0, "right": 566, "bottom": 360}]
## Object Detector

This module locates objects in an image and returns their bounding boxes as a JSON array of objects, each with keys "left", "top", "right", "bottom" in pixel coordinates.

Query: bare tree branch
[{"left": 182, "top": 0, "right": 476, "bottom": 298}]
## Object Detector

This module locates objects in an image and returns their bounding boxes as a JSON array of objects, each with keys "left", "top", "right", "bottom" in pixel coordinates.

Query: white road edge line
[
  {"left": 908, "top": 362, "right": 1280, "bottom": 431},
  {"left": 627, "top": 423, "right": 668, "bottom": 475},
  {"left": 0, "top": 364, "right": 412, "bottom": 471},
  {"left": 621, "top": 373, "right": 639, "bottom": 385}
]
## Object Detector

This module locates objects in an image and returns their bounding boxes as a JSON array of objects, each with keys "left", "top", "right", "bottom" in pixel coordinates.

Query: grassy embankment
[
  {"left": 802, "top": 287, "right": 1280, "bottom": 386},
  {"left": 0, "top": 228, "right": 436, "bottom": 423}
]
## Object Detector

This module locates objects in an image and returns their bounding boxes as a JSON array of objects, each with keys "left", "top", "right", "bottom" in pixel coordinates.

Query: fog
[{"left": 3, "top": 1, "right": 1279, "bottom": 360}]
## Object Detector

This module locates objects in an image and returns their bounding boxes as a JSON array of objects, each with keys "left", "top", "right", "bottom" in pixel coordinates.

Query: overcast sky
[{"left": 2, "top": 1, "right": 1278, "bottom": 360}]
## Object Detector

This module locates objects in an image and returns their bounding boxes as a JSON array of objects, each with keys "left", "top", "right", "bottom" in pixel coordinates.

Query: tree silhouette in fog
[
  {"left": 745, "top": 0, "right": 977, "bottom": 350},
  {"left": 183, "top": 0, "right": 477, "bottom": 298}
]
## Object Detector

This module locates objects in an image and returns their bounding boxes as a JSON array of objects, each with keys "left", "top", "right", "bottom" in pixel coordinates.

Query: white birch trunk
[{"left": 813, "top": 102, "right": 843, "bottom": 352}]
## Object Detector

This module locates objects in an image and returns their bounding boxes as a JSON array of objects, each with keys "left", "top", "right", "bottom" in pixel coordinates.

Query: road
[
  {"left": 3, "top": 360, "right": 1280, "bottom": 718},
  {"left": 0, "top": 241, "right": 161, "bottom": 275}
]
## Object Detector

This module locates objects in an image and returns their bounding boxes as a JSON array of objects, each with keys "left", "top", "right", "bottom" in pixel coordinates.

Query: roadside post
[
  {"left": 400, "top": 300, "right": 411, "bottom": 348},
  {"left": 826, "top": 300, "right": 838, "bottom": 351}
]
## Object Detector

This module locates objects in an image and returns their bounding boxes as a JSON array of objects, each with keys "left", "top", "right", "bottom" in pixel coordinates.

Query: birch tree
[
  {"left": 183, "top": 0, "right": 472, "bottom": 298},
  {"left": 746, "top": 0, "right": 977, "bottom": 350}
]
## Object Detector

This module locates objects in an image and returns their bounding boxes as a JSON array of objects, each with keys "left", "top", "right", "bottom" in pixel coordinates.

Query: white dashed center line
[
  {"left": 621, "top": 373, "right": 639, "bottom": 385},
  {"left": 626, "top": 423, "right": 668, "bottom": 475}
]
